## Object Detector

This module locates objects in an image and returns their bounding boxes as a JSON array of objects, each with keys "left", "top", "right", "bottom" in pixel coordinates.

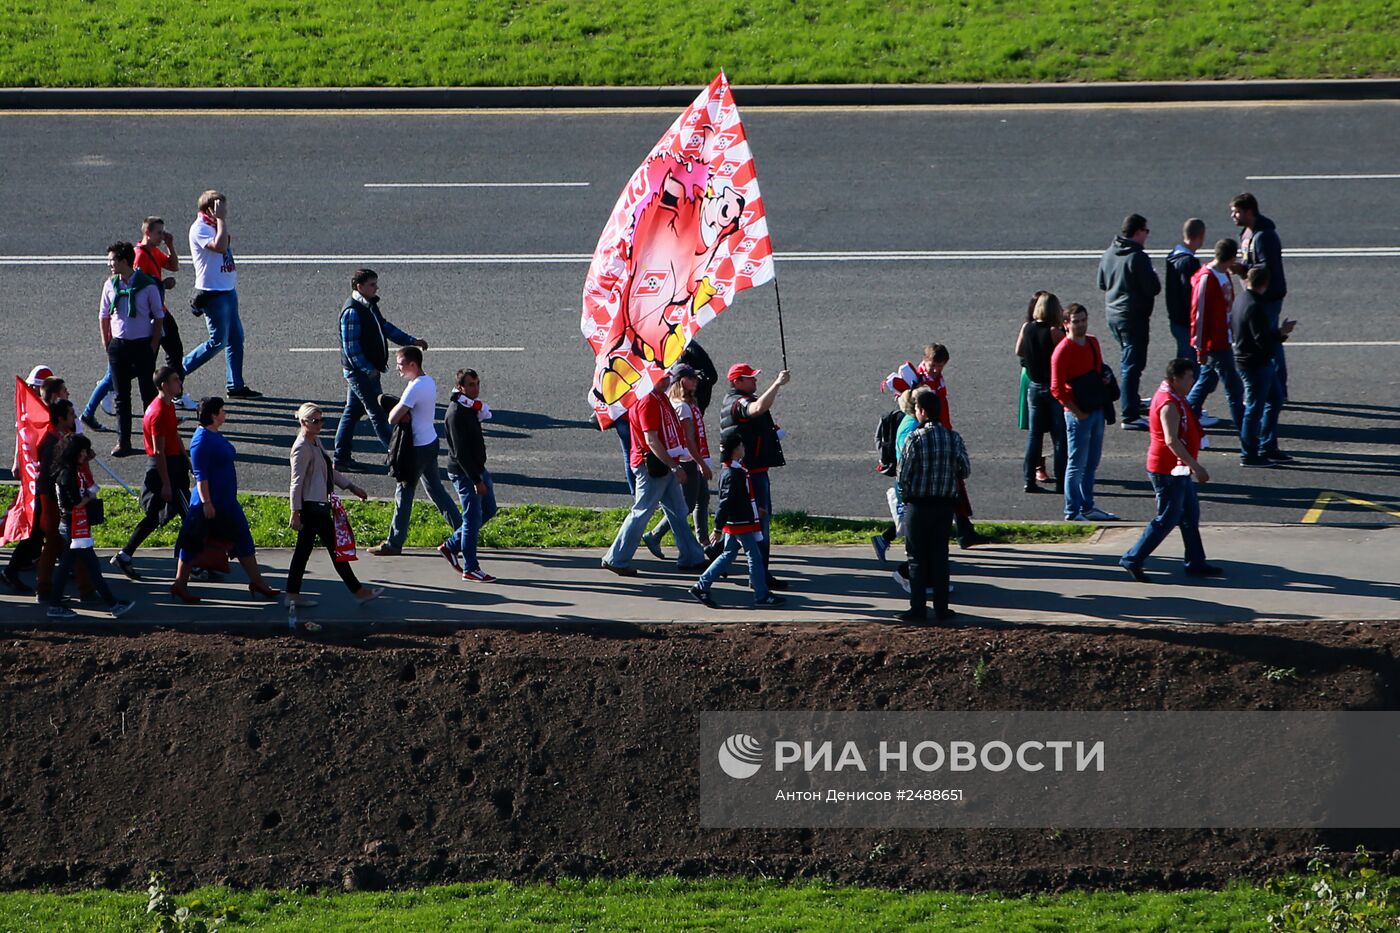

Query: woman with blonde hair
[
  {"left": 1015, "top": 290, "right": 1067, "bottom": 494},
  {"left": 285, "top": 402, "right": 382, "bottom": 609}
]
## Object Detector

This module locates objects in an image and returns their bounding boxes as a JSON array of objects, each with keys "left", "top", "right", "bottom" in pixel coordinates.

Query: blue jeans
[
  {"left": 181, "top": 289, "right": 246, "bottom": 390},
  {"left": 1024, "top": 380, "right": 1067, "bottom": 486},
  {"left": 697, "top": 530, "right": 768, "bottom": 602},
  {"left": 387, "top": 439, "right": 462, "bottom": 549},
  {"left": 1107, "top": 314, "right": 1149, "bottom": 421},
  {"left": 333, "top": 370, "right": 392, "bottom": 465},
  {"left": 82, "top": 369, "right": 113, "bottom": 419},
  {"left": 604, "top": 465, "right": 704, "bottom": 568},
  {"left": 446, "top": 470, "right": 498, "bottom": 572},
  {"left": 750, "top": 471, "right": 773, "bottom": 566},
  {"left": 1169, "top": 320, "right": 1194, "bottom": 362},
  {"left": 1063, "top": 409, "right": 1105, "bottom": 519},
  {"left": 1238, "top": 361, "right": 1282, "bottom": 458},
  {"left": 1186, "top": 349, "right": 1244, "bottom": 426},
  {"left": 1120, "top": 472, "right": 1206, "bottom": 570}
]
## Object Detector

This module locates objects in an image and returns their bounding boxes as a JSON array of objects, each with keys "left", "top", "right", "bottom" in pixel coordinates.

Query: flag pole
[
  {"left": 773, "top": 274, "right": 789, "bottom": 371},
  {"left": 92, "top": 457, "right": 137, "bottom": 497}
]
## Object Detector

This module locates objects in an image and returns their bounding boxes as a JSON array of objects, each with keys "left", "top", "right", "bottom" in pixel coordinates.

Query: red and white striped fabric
[
  {"left": 582, "top": 71, "right": 774, "bottom": 427},
  {"left": 882, "top": 362, "right": 922, "bottom": 394}
]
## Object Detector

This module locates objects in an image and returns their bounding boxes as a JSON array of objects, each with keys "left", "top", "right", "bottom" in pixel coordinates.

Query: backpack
[{"left": 874, "top": 408, "right": 906, "bottom": 476}]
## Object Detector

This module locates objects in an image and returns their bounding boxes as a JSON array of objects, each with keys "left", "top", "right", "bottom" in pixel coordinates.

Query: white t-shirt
[
  {"left": 400, "top": 374, "right": 439, "bottom": 447},
  {"left": 189, "top": 217, "right": 237, "bottom": 291}
]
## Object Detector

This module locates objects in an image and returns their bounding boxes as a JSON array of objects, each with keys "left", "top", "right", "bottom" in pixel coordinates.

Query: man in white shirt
[
  {"left": 182, "top": 189, "right": 261, "bottom": 398},
  {"left": 369, "top": 346, "right": 462, "bottom": 556}
]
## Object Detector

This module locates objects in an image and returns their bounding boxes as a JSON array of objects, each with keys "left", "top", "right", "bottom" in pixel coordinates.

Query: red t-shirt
[
  {"left": 627, "top": 390, "right": 682, "bottom": 469},
  {"left": 1050, "top": 336, "right": 1102, "bottom": 409},
  {"left": 142, "top": 396, "right": 183, "bottom": 457},
  {"left": 133, "top": 243, "right": 176, "bottom": 311}
]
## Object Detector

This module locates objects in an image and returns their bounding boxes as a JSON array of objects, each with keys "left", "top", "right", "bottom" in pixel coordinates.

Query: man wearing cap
[
  {"left": 601, "top": 370, "right": 708, "bottom": 576},
  {"left": 719, "top": 362, "right": 791, "bottom": 590}
]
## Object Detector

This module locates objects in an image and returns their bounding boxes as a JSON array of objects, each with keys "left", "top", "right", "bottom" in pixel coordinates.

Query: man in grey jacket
[{"left": 1097, "top": 213, "right": 1162, "bottom": 429}]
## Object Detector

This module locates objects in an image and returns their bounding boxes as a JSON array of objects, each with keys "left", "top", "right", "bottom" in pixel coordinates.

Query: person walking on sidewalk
[
  {"left": 1185, "top": 238, "right": 1245, "bottom": 429},
  {"left": 368, "top": 347, "right": 462, "bottom": 556},
  {"left": 1233, "top": 267, "right": 1297, "bottom": 466},
  {"left": 44, "top": 434, "right": 135, "bottom": 620},
  {"left": 895, "top": 391, "right": 970, "bottom": 624},
  {"left": 689, "top": 431, "right": 783, "bottom": 609},
  {"left": 441, "top": 368, "right": 499, "bottom": 582},
  {"left": 601, "top": 370, "right": 708, "bottom": 575},
  {"left": 1119, "top": 358, "right": 1221, "bottom": 582},
  {"left": 719, "top": 363, "right": 791, "bottom": 590},
  {"left": 1015, "top": 292, "right": 1067, "bottom": 494},
  {"left": 110, "top": 367, "right": 192, "bottom": 580},
  {"left": 99, "top": 241, "right": 164, "bottom": 457},
  {"left": 1051, "top": 304, "right": 1119, "bottom": 522},
  {"left": 333, "top": 268, "right": 428, "bottom": 471},
  {"left": 183, "top": 190, "right": 261, "bottom": 399},
  {"left": 1097, "top": 213, "right": 1161, "bottom": 430},
  {"left": 285, "top": 402, "right": 382, "bottom": 609},
  {"left": 169, "top": 397, "right": 281, "bottom": 604},
  {"left": 642, "top": 362, "right": 714, "bottom": 558}
]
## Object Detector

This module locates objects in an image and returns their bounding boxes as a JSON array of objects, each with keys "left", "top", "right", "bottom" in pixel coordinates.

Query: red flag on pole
[
  {"left": 2, "top": 376, "right": 51, "bottom": 546},
  {"left": 582, "top": 71, "right": 775, "bottom": 426}
]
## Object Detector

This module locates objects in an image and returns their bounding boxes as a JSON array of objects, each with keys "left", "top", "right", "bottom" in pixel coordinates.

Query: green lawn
[
  {"left": 0, "top": 486, "right": 1093, "bottom": 550},
  {"left": 0, "top": 877, "right": 1322, "bottom": 932},
  {"left": 2, "top": 1, "right": 1397, "bottom": 88}
]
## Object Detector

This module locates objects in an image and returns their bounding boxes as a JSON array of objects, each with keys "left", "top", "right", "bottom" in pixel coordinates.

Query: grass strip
[
  {"left": 0, "top": 487, "right": 1093, "bottom": 550},
  {"left": 0, "top": 876, "right": 1320, "bottom": 931},
  {"left": 3, "top": 1, "right": 1398, "bottom": 88}
]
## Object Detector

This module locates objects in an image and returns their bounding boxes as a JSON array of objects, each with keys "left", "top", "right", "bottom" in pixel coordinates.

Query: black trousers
[
  {"left": 108, "top": 337, "right": 157, "bottom": 447},
  {"left": 904, "top": 496, "right": 955, "bottom": 616},
  {"left": 123, "top": 456, "right": 191, "bottom": 555},
  {"left": 159, "top": 312, "right": 186, "bottom": 377},
  {"left": 286, "top": 503, "right": 361, "bottom": 594}
]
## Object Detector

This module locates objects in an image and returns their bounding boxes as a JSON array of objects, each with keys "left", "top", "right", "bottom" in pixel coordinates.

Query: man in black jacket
[
  {"left": 1097, "top": 213, "right": 1162, "bottom": 429},
  {"left": 1233, "top": 267, "right": 1296, "bottom": 466},
  {"left": 719, "top": 362, "right": 790, "bottom": 590},
  {"left": 441, "top": 368, "right": 498, "bottom": 582},
  {"left": 1230, "top": 193, "right": 1289, "bottom": 400},
  {"left": 333, "top": 269, "right": 427, "bottom": 471}
]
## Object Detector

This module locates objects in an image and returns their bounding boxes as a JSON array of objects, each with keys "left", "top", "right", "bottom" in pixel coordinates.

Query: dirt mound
[{"left": 2, "top": 620, "right": 1398, "bottom": 893}]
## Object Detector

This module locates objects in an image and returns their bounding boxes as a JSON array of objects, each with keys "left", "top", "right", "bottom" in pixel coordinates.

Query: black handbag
[
  {"left": 1067, "top": 339, "right": 1118, "bottom": 424},
  {"left": 86, "top": 498, "right": 105, "bottom": 526},
  {"left": 643, "top": 451, "right": 672, "bottom": 478}
]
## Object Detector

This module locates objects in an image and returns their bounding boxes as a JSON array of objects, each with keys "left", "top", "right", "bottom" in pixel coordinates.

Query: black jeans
[
  {"left": 286, "top": 503, "right": 362, "bottom": 594},
  {"left": 1024, "top": 380, "right": 1067, "bottom": 486},
  {"left": 123, "top": 456, "right": 191, "bottom": 555},
  {"left": 904, "top": 497, "right": 955, "bottom": 616},
  {"left": 159, "top": 312, "right": 186, "bottom": 377},
  {"left": 108, "top": 337, "right": 157, "bottom": 448}
]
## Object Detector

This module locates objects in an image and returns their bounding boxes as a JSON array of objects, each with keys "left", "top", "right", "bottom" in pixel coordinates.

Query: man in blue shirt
[{"left": 333, "top": 268, "right": 427, "bottom": 471}]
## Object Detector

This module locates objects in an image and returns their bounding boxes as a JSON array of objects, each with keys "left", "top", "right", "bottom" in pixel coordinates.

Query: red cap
[
  {"left": 26, "top": 365, "right": 54, "bottom": 387},
  {"left": 727, "top": 363, "right": 761, "bottom": 382}
]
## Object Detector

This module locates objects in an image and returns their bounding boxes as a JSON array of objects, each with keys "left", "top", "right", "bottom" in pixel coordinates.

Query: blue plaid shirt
[{"left": 340, "top": 293, "right": 416, "bottom": 377}]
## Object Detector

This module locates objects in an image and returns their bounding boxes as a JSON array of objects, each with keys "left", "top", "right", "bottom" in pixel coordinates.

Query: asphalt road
[{"left": 1, "top": 101, "right": 1397, "bottom": 525}]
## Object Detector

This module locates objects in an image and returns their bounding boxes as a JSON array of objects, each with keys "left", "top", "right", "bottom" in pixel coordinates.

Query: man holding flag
[{"left": 581, "top": 72, "right": 781, "bottom": 583}]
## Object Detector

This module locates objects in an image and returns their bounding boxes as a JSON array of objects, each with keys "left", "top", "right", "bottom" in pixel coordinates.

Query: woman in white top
[{"left": 642, "top": 362, "right": 714, "bottom": 559}]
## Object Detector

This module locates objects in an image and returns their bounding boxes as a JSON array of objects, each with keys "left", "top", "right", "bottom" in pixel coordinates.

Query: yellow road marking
[{"left": 1301, "top": 490, "right": 1400, "bottom": 524}]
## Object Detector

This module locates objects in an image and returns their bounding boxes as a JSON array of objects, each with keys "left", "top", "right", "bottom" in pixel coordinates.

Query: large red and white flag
[
  {"left": 582, "top": 71, "right": 774, "bottom": 426},
  {"left": 1, "top": 377, "right": 50, "bottom": 546}
]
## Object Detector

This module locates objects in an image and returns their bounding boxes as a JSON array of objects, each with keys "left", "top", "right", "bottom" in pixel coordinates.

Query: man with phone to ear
[{"left": 183, "top": 190, "right": 261, "bottom": 399}]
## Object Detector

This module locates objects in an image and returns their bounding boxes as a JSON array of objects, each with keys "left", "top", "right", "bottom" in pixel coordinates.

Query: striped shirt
[{"left": 897, "top": 421, "right": 970, "bottom": 501}]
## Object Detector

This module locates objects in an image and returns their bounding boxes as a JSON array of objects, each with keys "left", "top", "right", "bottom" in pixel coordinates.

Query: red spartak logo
[{"left": 634, "top": 269, "right": 670, "bottom": 298}]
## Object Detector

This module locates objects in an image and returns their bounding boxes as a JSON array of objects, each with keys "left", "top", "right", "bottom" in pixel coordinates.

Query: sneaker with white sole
[
  {"left": 462, "top": 568, "right": 497, "bottom": 583},
  {"left": 1120, "top": 417, "right": 1149, "bottom": 431},
  {"left": 1197, "top": 410, "right": 1221, "bottom": 427},
  {"left": 1080, "top": 507, "right": 1121, "bottom": 521},
  {"left": 870, "top": 534, "right": 889, "bottom": 564},
  {"left": 178, "top": 393, "right": 200, "bottom": 411},
  {"left": 110, "top": 552, "right": 141, "bottom": 581},
  {"left": 892, "top": 568, "right": 911, "bottom": 594},
  {"left": 110, "top": 600, "right": 136, "bottom": 618},
  {"left": 100, "top": 394, "right": 115, "bottom": 416}
]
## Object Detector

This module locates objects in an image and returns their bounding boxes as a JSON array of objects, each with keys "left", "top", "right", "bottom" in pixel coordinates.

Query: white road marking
[
  {"left": 7, "top": 247, "right": 1400, "bottom": 266},
  {"left": 1246, "top": 173, "right": 1400, "bottom": 180},
  {"left": 1286, "top": 341, "right": 1400, "bottom": 347},
  {"left": 289, "top": 346, "right": 524, "bottom": 352},
  {"left": 363, "top": 182, "right": 589, "bottom": 188}
]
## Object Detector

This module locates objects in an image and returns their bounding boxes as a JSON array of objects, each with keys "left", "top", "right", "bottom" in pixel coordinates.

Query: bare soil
[{"left": 2, "top": 620, "right": 1398, "bottom": 893}]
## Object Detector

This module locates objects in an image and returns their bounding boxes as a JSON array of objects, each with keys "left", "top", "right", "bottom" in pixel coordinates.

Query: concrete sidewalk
[{"left": 2, "top": 524, "right": 1396, "bottom": 632}]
